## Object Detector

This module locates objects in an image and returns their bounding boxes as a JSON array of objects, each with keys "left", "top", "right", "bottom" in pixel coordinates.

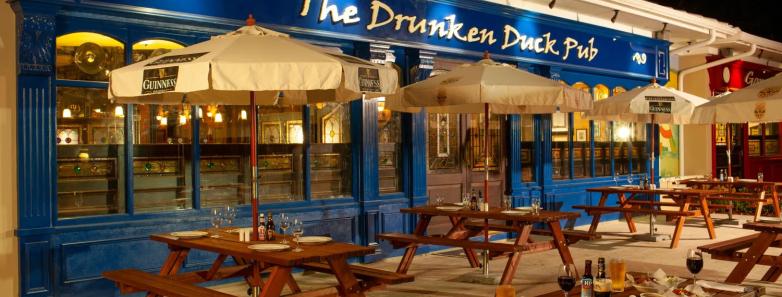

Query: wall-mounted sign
[{"left": 89, "top": 0, "right": 669, "bottom": 79}]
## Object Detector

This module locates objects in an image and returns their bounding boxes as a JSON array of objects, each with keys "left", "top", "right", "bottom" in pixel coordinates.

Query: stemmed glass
[
  {"left": 613, "top": 175, "right": 619, "bottom": 186},
  {"left": 686, "top": 249, "right": 704, "bottom": 283},
  {"left": 292, "top": 218, "right": 304, "bottom": 252},
  {"left": 531, "top": 198, "right": 541, "bottom": 215},
  {"left": 222, "top": 205, "right": 236, "bottom": 228},
  {"left": 627, "top": 174, "right": 634, "bottom": 186},
  {"left": 557, "top": 263, "right": 578, "bottom": 297},
  {"left": 210, "top": 207, "right": 223, "bottom": 238},
  {"left": 461, "top": 193, "right": 471, "bottom": 209},
  {"left": 279, "top": 213, "right": 290, "bottom": 244}
]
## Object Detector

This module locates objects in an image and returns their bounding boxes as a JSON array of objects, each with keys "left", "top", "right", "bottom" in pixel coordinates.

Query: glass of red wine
[
  {"left": 558, "top": 264, "right": 578, "bottom": 297},
  {"left": 686, "top": 249, "right": 704, "bottom": 283}
]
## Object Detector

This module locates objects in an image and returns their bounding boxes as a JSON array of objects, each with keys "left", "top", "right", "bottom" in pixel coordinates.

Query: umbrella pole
[
  {"left": 726, "top": 124, "right": 732, "bottom": 177},
  {"left": 250, "top": 92, "right": 259, "bottom": 241},
  {"left": 483, "top": 103, "right": 490, "bottom": 276},
  {"left": 650, "top": 116, "right": 656, "bottom": 237}
]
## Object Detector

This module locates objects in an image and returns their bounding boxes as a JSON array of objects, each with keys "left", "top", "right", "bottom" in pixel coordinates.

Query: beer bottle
[
  {"left": 581, "top": 260, "right": 593, "bottom": 297},
  {"left": 258, "top": 213, "right": 266, "bottom": 241},
  {"left": 266, "top": 211, "right": 276, "bottom": 241}
]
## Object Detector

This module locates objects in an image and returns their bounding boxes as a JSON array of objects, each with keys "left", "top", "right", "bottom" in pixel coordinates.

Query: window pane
[
  {"left": 132, "top": 104, "right": 193, "bottom": 213},
  {"left": 199, "top": 105, "right": 304, "bottom": 207},
  {"left": 132, "top": 39, "right": 184, "bottom": 63},
  {"left": 572, "top": 112, "right": 591, "bottom": 178},
  {"left": 428, "top": 113, "right": 460, "bottom": 173},
  {"left": 378, "top": 101, "right": 402, "bottom": 194},
  {"left": 552, "top": 112, "right": 569, "bottom": 180},
  {"left": 749, "top": 123, "right": 761, "bottom": 156},
  {"left": 56, "top": 32, "right": 125, "bottom": 81},
  {"left": 765, "top": 123, "right": 779, "bottom": 155},
  {"left": 470, "top": 114, "right": 501, "bottom": 172},
  {"left": 521, "top": 115, "right": 535, "bottom": 182},
  {"left": 613, "top": 122, "right": 632, "bottom": 175},
  {"left": 310, "top": 102, "right": 351, "bottom": 199},
  {"left": 632, "top": 123, "right": 648, "bottom": 176},
  {"left": 594, "top": 85, "right": 611, "bottom": 177},
  {"left": 56, "top": 87, "right": 126, "bottom": 218}
]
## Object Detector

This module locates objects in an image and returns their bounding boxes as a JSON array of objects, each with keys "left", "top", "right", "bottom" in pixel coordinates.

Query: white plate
[
  {"left": 452, "top": 202, "right": 464, "bottom": 206},
  {"left": 297, "top": 236, "right": 333, "bottom": 245},
  {"left": 436, "top": 206, "right": 462, "bottom": 211},
  {"left": 621, "top": 185, "right": 640, "bottom": 189},
  {"left": 501, "top": 210, "right": 529, "bottom": 215},
  {"left": 170, "top": 231, "right": 209, "bottom": 239},
  {"left": 513, "top": 206, "right": 533, "bottom": 211},
  {"left": 248, "top": 243, "right": 291, "bottom": 252}
]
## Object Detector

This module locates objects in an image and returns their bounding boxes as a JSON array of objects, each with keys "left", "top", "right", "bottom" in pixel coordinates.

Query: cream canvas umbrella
[
  {"left": 387, "top": 56, "right": 592, "bottom": 277},
  {"left": 585, "top": 82, "right": 707, "bottom": 241},
  {"left": 109, "top": 16, "right": 398, "bottom": 244},
  {"left": 691, "top": 74, "right": 782, "bottom": 177}
]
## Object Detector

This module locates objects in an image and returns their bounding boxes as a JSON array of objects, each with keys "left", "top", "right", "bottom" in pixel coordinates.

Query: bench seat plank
[
  {"left": 573, "top": 205, "right": 695, "bottom": 217},
  {"left": 461, "top": 222, "right": 600, "bottom": 243},
  {"left": 298, "top": 262, "right": 413, "bottom": 285},
  {"left": 377, "top": 233, "right": 522, "bottom": 253},
  {"left": 103, "top": 269, "right": 234, "bottom": 297}
]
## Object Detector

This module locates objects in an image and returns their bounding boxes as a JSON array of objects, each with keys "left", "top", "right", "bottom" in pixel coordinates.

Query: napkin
[
  {"left": 694, "top": 280, "right": 750, "bottom": 293},
  {"left": 683, "top": 284, "right": 709, "bottom": 297}
]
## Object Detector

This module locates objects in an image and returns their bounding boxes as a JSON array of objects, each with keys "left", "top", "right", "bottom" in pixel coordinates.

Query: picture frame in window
[
  {"left": 261, "top": 121, "right": 282, "bottom": 144},
  {"left": 576, "top": 129, "right": 588, "bottom": 142},
  {"left": 552, "top": 113, "right": 568, "bottom": 132},
  {"left": 90, "top": 126, "right": 125, "bottom": 144},
  {"left": 285, "top": 120, "right": 303, "bottom": 144}
]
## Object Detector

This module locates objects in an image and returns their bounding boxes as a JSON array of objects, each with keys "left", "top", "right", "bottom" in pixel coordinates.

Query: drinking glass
[
  {"left": 626, "top": 175, "right": 634, "bottom": 185},
  {"left": 612, "top": 175, "right": 619, "bottom": 185},
  {"left": 609, "top": 258, "right": 626, "bottom": 292},
  {"left": 502, "top": 195, "right": 512, "bottom": 211},
  {"left": 222, "top": 205, "right": 236, "bottom": 227},
  {"left": 557, "top": 264, "right": 578, "bottom": 297},
  {"left": 292, "top": 218, "right": 304, "bottom": 252},
  {"left": 686, "top": 249, "right": 704, "bottom": 282},
  {"left": 531, "top": 198, "right": 541, "bottom": 215},
  {"left": 462, "top": 193, "right": 471, "bottom": 209},
  {"left": 279, "top": 213, "right": 290, "bottom": 244},
  {"left": 210, "top": 208, "right": 223, "bottom": 238}
]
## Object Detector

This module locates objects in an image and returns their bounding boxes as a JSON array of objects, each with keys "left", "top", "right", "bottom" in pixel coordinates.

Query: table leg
[
  {"left": 762, "top": 251, "right": 782, "bottom": 282},
  {"left": 697, "top": 194, "right": 716, "bottom": 240},
  {"left": 588, "top": 192, "right": 610, "bottom": 234},
  {"left": 205, "top": 254, "right": 227, "bottom": 281},
  {"left": 670, "top": 200, "right": 691, "bottom": 249},
  {"left": 618, "top": 193, "right": 637, "bottom": 233},
  {"left": 726, "top": 232, "right": 777, "bottom": 284},
  {"left": 396, "top": 215, "right": 431, "bottom": 274},
  {"left": 446, "top": 216, "right": 480, "bottom": 268},
  {"left": 548, "top": 220, "right": 575, "bottom": 266},
  {"left": 159, "top": 246, "right": 189, "bottom": 276},
  {"left": 327, "top": 255, "right": 365, "bottom": 297},
  {"left": 500, "top": 223, "right": 532, "bottom": 285},
  {"left": 754, "top": 201, "right": 765, "bottom": 222},
  {"left": 259, "top": 266, "right": 292, "bottom": 297},
  {"left": 772, "top": 188, "right": 781, "bottom": 218}
]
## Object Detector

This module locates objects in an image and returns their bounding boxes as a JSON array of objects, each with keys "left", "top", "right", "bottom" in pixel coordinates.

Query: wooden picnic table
[
  {"left": 103, "top": 229, "right": 409, "bottom": 297},
  {"left": 577, "top": 187, "right": 723, "bottom": 248},
  {"left": 701, "top": 222, "right": 782, "bottom": 284},
  {"left": 534, "top": 272, "right": 764, "bottom": 297},
  {"left": 377, "top": 206, "right": 580, "bottom": 285},
  {"left": 682, "top": 179, "right": 782, "bottom": 221}
]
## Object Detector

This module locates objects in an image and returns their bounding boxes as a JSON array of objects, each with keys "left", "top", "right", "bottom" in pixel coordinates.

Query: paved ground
[{"left": 213, "top": 214, "right": 782, "bottom": 296}]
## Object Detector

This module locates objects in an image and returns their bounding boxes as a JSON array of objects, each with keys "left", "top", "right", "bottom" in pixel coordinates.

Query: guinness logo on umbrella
[
  {"left": 758, "top": 86, "right": 781, "bottom": 98},
  {"left": 142, "top": 66, "right": 179, "bottom": 94},
  {"left": 755, "top": 102, "right": 767, "bottom": 121},
  {"left": 358, "top": 67, "right": 381, "bottom": 92}
]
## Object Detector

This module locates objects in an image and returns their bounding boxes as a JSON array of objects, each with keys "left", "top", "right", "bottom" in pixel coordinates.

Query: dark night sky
[{"left": 647, "top": 0, "right": 781, "bottom": 41}]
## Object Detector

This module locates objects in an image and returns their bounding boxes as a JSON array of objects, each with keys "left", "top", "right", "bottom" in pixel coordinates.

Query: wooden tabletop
[
  {"left": 683, "top": 179, "right": 781, "bottom": 187},
  {"left": 150, "top": 230, "right": 375, "bottom": 267},
  {"left": 400, "top": 206, "right": 579, "bottom": 222},
  {"left": 586, "top": 186, "right": 722, "bottom": 196},
  {"left": 743, "top": 221, "right": 782, "bottom": 233}
]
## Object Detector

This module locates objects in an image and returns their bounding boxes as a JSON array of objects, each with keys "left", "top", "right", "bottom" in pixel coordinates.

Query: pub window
[
  {"left": 132, "top": 104, "right": 193, "bottom": 212},
  {"left": 310, "top": 102, "right": 352, "bottom": 199},
  {"left": 571, "top": 82, "right": 591, "bottom": 179},
  {"left": 632, "top": 122, "right": 648, "bottom": 176},
  {"left": 55, "top": 32, "right": 127, "bottom": 218},
  {"left": 613, "top": 122, "right": 633, "bottom": 175},
  {"left": 613, "top": 86, "right": 626, "bottom": 95},
  {"left": 552, "top": 111, "right": 570, "bottom": 180},
  {"left": 56, "top": 32, "right": 125, "bottom": 82},
  {"left": 593, "top": 84, "right": 611, "bottom": 177},
  {"left": 56, "top": 87, "right": 126, "bottom": 218},
  {"left": 428, "top": 113, "right": 461, "bottom": 173},
  {"left": 521, "top": 115, "right": 536, "bottom": 182},
  {"left": 469, "top": 114, "right": 501, "bottom": 172},
  {"left": 258, "top": 106, "right": 304, "bottom": 202},
  {"left": 132, "top": 39, "right": 183, "bottom": 63},
  {"left": 199, "top": 105, "right": 251, "bottom": 207},
  {"left": 377, "top": 98, "right": 403, "bottom": 194},
  {"left": 750, "top": 123, "right": 781, "bottom": 156}
]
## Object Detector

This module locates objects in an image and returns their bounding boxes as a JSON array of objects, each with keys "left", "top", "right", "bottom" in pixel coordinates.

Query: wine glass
[
  {"left": 462, "top": 193, "right": 471, "bottom": 209},
  {"left": 558, "top": 264, "right": 578, "bottom": 297},
  {"left": 686, "top": 249, "right": 704, "bottom": 283},
  {"left": 279, "top": 213, "right": 290, "bottom": 244},
  {"left": 210, "top": 208, "right": 223, "bottom": 238},
  {"left": 626, "top": 174, "right": 634, "bottom": 185},
  {"left": 292, "top": 218, "right": 304, "bottom": 252},
  {"left": 222, "top": 205, "right": 236, "bottom": 228},
  {"left": 613, "top": 175, "right": 619, "bottom": 186}
]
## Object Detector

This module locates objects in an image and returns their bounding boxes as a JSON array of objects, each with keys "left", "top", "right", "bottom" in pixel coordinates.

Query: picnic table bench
[
  {"left": 575, "top": 187, "right": 722, "bottom": 248},
  {"left": 377, "top": 206, "right": 580, "bottom": 286},
  {"left": 699, "top": 222, "right": 782, "bottom": 284},
  {"left": 682, "top": 179, "right": 781, "bottom": 221}
]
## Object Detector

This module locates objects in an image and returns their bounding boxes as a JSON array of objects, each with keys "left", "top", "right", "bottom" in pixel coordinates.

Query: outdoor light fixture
[
  {"left": 62, "top": 108, "right": 72, "bottom": 118},
  {"left": 114, "top": 106, "right": 124, "bottom": 117}
]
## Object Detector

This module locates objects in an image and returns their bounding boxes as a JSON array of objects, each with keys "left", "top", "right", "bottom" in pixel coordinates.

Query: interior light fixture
[
  {"left": 179, "top": 114, "right": 187, "bottom": 125},
  {"left": 62, "top": 108, "right": 72, "bottom": 118},
  {"left": 160, "top": 116, "right": 168, "bottom": 126},
  {"left": 215, "top": 112, "right": 223, "bottom": 123},
  {"left": 240, "top": 109, "right": 248, "bottom": 120},
  {"left": 114, "top": 106, "right": 124, "bottom": 117},
  {"left": 377, "top": 97, "right": 386, "bottom": 112},
  {"left": 617, "top": 126, "right": 631, "bottom": 140}
]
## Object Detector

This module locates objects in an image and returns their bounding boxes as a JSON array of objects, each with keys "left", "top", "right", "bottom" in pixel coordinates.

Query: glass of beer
[{"left": 609, "top": 258, "right": 626, "bottom": 292}]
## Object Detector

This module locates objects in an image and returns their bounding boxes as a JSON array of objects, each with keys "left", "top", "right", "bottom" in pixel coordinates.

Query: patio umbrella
[
  {"left": 585, "top": 82, "right": 707, "bottom": 241},
  {"left": 109, "top": 16, "right": 398, "bottom": 243},
  {"left": 690, "top": 74, "right": 782, "bottom": 176},
  {"left": 387, "top": 55, "right": 592, "bottom": 276}
]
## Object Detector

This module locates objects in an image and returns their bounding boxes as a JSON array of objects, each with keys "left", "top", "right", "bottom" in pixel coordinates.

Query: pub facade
[{"left": 10, "top": 0, "right": 669, "bottom": 295}]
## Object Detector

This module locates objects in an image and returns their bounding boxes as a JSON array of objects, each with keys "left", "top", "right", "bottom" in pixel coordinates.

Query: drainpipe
[{"left": 670, "top": 29, "right": 716, "bottom": 55}]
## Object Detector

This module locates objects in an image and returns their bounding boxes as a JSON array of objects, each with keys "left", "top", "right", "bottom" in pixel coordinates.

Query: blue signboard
[{"left": 79, "top": 0, "right": 669, "bottom": 79}]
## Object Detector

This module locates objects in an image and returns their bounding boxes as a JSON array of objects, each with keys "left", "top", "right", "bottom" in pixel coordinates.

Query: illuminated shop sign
[{"left": 89, "top": 0, "right": 669, "bottom": 78}]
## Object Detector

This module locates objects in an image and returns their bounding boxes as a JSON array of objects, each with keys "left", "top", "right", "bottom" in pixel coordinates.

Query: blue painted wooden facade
[{"left": 10, "top": 0, "right": 668, "bottom": 296}]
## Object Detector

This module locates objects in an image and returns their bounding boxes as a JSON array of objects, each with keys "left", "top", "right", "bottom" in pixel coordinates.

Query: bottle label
[
  {"left": 580, "top": 279, "right": 593, "bottom": 297},
  {"left": 258, "top": 226, "right": 266, "bottom": 241}
]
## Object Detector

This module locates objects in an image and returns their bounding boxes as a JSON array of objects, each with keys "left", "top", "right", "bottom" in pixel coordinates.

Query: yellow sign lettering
[{"left": 367, "top": 0, "right": 394, "bottom": 30}]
